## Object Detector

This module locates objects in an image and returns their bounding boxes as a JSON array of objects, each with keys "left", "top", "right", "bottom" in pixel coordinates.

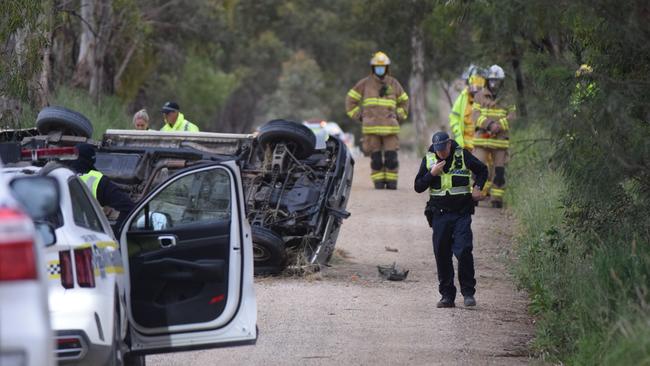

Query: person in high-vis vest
[
  {"left": 414, "top": 132, "right": 487, "bottom": 308},
  {"left": 71, "top": 144, "right": 135, "bottom": 232},
  {"left": 345, "top": 51, "right": 409, "bottom": 190},
  {"left": 160, "top": 101, "right": 200, "bottom": 132},
  {"left": 449, "top": 66, "right": 486, "bottom": 151},
  {"left": 471, "top": 65, "right": 516, "bottom": 208}
]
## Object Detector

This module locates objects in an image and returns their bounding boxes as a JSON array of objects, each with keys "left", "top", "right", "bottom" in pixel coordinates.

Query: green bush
[
  {"left": 508, "top": 126, "right": 650, "bottom": 364},
  {"left": 51, "top": 87, "right": 131, "bottom": 139}
]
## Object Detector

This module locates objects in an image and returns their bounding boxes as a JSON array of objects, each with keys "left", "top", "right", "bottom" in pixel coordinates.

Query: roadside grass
[
  {"left": 507, "top": 126, "right": 650, "bottom": 364},
  {"left": 52, "top": 87, "right": 131, "bottom": 139}
]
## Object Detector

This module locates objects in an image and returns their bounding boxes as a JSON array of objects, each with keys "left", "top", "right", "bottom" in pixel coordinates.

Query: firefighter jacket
[
  {"left": 414, "top": 141, "right": 487, "bottom": 215},
  {"left": 471, "top": 88, "right": 515, "bottom": 149},
  {"left": 160, "top": 113, "right": 200, "bottom": 132},
  {"left": 346, "top": 74, "right": 409, "bottom": 135},
  {"left": 449, "top": 88, "right": 476, "bottom": 150}
]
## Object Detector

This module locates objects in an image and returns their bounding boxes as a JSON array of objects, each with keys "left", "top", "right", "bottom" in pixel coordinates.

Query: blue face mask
[{"left": 374, "top": 66, "right": 386, "bottom": 77}]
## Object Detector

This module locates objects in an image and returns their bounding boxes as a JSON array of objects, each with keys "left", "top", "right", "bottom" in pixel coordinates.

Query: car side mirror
[
  {"left": 9, "top": 176, "right": 60, "bottom": 220},
  {"left": 134, "top": 211, "right": 171, "bottom": 231},
  {"left": 34, "top": 222, "right": 57, "bottom": 246}
]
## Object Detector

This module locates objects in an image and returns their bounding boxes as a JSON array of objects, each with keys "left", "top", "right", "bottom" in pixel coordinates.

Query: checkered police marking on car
[{"left": 47, "top": 260, "right": 61, "bottom": 279}]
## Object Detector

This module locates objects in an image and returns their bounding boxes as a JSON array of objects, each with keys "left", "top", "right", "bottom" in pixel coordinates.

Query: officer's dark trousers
[{"left": 431, "top": 210, "right": 476, "bottom": 299}]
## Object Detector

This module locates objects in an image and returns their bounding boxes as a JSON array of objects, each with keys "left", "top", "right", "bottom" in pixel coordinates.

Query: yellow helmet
[
  {"left": 370, "top": 51, "right": 391, "bottom": 66},
  {"left": 576, "top": 64, "right": 593, "bottom": 77}
]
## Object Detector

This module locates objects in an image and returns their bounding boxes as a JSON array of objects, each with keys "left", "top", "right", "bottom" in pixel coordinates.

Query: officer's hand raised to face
[{"left": 429, "top": 160, "right": 446, "bottom": 176}]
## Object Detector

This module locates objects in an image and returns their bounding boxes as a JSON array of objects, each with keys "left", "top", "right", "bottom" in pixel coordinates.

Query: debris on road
[{"left": 377, "top": 262, "right": 409, "bottom": 281}]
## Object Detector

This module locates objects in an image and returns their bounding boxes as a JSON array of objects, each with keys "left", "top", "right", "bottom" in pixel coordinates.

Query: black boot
[
  {"left": 385, "top": 181, "right": 397, "bottom": 190},
  {"left": 374, "top": 181, "right": 386, "bottom": 189},
  {"left": 436, "top": 297, "right": 455, "bottom": 308}
]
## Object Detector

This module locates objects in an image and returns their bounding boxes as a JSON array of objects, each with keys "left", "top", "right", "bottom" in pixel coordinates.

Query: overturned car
[{"left": 1, "top": 107, "right": 354, "bottom": 274}]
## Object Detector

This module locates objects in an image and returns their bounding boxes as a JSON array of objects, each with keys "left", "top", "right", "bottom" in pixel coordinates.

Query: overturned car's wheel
[
  {"left": 252, "top": 226, "right": 287, "bottom": 275},
  {"left": 36, "top": 106, "right": 94, "bottom": 138},
  {"left": 257, "top": 119, "right": 316, "bottom": 159}
]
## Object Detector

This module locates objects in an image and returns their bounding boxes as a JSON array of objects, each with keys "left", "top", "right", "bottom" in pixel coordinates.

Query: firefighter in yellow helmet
[
  {"left": 449, "top": 65, "right": 486, "bottom": 151},
  {"left": 345, "top": 51, "right": 409, "bottom": 189},
  {"left": 471, "top": 65, "right": 516, "bottom": 208}
]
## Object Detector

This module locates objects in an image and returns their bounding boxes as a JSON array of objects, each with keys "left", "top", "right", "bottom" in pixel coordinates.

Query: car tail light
[
  {"left": 55, "top": 335, "right": 86, "bottom": 360},
  {"left": 21, "top": 146, "right": 78, "bottom": 161},
  {"left": 59, "top": 250, "right": 74, "bottom": 289},
  {"left": 74, "top": 247, "right": 95, "bottom": 288},
  {"left": 0, "top": 208, "right": 37, "bottom": 281}
]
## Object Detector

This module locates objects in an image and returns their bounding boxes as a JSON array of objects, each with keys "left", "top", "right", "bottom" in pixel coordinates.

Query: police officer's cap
[
  {"left": 161, "top": 101, "right": 180, "bottom": 113},
  {"left": 431, "top": 132, "right": 451, "bottom": 151}
]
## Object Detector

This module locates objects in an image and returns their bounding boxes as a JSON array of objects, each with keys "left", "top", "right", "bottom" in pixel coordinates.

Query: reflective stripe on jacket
[
  {"left": 160, "top": 112, "right": 200, "bottom": 132},
  {"left": 80, "top": 170, "right": 103, "bottom": 198},
  {"left": 345, "top": 74, "right": 409, "bottom": 136},
  {"left": 471, "top": 88, "right": 515, "bottom": 150},
  {"left": 425, "top": 148, "right": 472, "bottom": 196}
]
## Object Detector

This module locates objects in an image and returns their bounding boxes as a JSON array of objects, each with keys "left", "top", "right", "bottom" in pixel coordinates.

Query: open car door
[{"left": 118, "top": 161, "right": 256, "bottom": 355}]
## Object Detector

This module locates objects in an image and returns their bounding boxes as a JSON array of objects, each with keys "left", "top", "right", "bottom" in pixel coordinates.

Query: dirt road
[{"left": 150, "top": 155, "right": 534, "bottom": 365}]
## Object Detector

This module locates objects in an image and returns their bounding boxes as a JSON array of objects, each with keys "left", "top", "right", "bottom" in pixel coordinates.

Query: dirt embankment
[{"left": 150, "top": 155, "right": 535, "bottom": 366}]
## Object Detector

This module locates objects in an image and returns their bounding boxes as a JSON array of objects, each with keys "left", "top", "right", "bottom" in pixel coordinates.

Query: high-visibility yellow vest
[
  {"left": 80, "top": 170, "right": 103, "bottom": 198},
  {"left": 425, "top": 148, "right": 471, "bottom": 196},
  {"left": 160, "top": 113, "right": 199, "bottom": 132},
  {"left": 449, "top": 89, "right": 469, "bottom": 148}
]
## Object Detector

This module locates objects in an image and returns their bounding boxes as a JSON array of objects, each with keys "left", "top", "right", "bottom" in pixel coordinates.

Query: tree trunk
[
  {"left": 90, "top": 0, "right": 113, "bottom": 101},
  {"left": 511, "top": 42, "right": 527, "bottom": 118},
  {"left": 216, "top": 85, "right": 258, "bottom": 133},
  {"left": 408, "top": 25, "right": 427, "bottom": 153},
  {"left": 37, "top": 4, "right": 54, "bottom": 108},
  {"left": 72, "top": 0, "right": 95, "bottom": 88}
]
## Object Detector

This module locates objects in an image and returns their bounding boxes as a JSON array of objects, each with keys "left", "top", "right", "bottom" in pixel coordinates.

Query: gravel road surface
[{"left": 149, "top": 155, "right": 534, "bottom": 365}]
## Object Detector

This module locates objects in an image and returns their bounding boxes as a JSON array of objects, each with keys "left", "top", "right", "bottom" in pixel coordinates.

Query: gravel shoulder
[{"left": 149, "top": 155, "right": 535, "bottom": 366}]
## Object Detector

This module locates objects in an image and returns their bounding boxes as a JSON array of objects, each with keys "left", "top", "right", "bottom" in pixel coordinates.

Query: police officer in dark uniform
[
  {"left": 70, "top": 143, "right": 135, "bottom": 233},
  {"left": 414, "top": 132, "right": 488, "bottom": 308}
]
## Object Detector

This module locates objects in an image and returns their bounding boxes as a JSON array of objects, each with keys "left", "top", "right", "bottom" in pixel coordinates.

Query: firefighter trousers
[
  {"left": 473, "top": 146, "right": 507, "bottom": 203},
  {"left": 362, "top": 134, "right": 399, "bottom": 188},
  {"left": 431, "top": 209, "right": 476, "bottom": 298}
]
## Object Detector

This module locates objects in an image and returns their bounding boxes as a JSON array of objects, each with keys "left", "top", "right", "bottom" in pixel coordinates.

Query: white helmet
[{"left": 487, "top": 64, "right": 505, "bottom": 80}]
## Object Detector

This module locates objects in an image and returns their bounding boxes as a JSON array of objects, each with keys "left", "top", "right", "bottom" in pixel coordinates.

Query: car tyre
[
  {"left": 257, "top": 119, "right": 316, "bottom": 159},
  {"left": 36, "top": 106, "right": 94, "bottom": 138},
  {"left": 251, "top": 226, "right": 287, "bottom": 275}
]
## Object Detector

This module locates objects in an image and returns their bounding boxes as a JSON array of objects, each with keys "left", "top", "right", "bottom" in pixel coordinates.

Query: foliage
[
  {"left": 154, "top": 52, "right": 238, "bottom": 131},
  {"left": 261, "top": 50, "right": 328, "bottom": 122},
  {"left": 52, "top": 87, "right": 130, "bottom": 139},
  {"left": 0, "top": 0, "right": 47, "bottom": 104}
]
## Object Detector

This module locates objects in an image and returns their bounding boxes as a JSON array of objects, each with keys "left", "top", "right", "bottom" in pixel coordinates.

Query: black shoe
[
  {"left": 463, "top": 295, "right": 476, "bottom": 307},
  {"left": 385, "top": 181, "right": 397, "bottom": 190},
  {"left": 436, "top": 297, "right": 455, "bottom": 308},
  {"left": 374, "top": 181, "right": 385, "bottom": 189},
  {"left": 491, "top": 201, "right": 503, "bottom": 208}
]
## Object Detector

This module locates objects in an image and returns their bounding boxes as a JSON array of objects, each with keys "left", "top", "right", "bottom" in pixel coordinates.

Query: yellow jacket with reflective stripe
[
  {"left": 471, "top": 88, "right": 515, "bottom": 149},
  {"left": 425, "top": 148, "right": 472, "bottom": 196},
  {"left": 160, "top": 113, "right": 200, "bottom": 132},
  {"left": 345, "top": 74, "right": 409, "bottom": 135},
  {"left": 80, "top": 170, "right": 103, "bottom": 198},
  {"left": 449, "top": 88, "right": 476, "bottom": 150}
]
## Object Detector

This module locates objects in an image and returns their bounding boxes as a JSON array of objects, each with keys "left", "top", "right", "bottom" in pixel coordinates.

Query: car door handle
[{"left": 158, "top": 235, "right": 177, "bottom": 248}]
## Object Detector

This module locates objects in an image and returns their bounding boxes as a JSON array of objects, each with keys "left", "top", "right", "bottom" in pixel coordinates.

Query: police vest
[
  {"left": 425, "top": 148, "right": 472, "bottom": 196},
  {"left": 80, "top": 170, "right": 103, "bottom": 198}
]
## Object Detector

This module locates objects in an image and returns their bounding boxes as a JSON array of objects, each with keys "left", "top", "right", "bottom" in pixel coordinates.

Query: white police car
[
  {"left": 2, "top": 146, "right": 257, "bottom": 365},
  {"left": 0, "top": 162, "right": 57, "bottom": 366}
]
